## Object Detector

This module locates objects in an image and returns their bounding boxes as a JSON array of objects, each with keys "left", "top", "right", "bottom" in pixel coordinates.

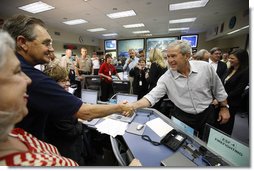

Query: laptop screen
[
  {"left": 116, "top": 93, "right": 138, "bottom": 104},
  {"left": 81, "top": 89, "right": 98, "bottom": 104}
]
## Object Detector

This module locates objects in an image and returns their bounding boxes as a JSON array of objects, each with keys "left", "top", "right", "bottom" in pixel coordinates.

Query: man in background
[{"left": 123, "top": 49, "right": 139, "bottom": 93}]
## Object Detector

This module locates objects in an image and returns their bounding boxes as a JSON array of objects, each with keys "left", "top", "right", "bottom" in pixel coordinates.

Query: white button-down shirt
[{"left": 144, "top": 60, "right": 227, "bottom": 114}]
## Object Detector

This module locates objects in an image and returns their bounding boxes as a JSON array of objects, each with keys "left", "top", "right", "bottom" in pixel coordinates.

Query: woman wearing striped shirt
[{"left": 0, "top": 32, "right": 78, "bottom": 166}]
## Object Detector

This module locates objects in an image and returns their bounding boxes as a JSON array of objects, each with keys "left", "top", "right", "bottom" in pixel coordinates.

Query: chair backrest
[{"left": 110, "top": 136, "right": 127, "bottom": 166}]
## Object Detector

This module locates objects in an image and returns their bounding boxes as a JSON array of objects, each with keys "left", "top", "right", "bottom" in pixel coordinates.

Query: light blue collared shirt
[
  {"left": 123, "top": 56, "right": 139, "bottom": 73},
  {"left": 144, "top": 60, "right": 228, "bottom": 114}
]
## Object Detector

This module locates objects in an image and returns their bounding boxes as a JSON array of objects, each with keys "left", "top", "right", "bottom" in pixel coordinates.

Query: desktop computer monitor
[
  {"left": 81, "top": 89, "right": 98, "bottom": 104},
  {"left": 116, "top": 93, "right": 138, "bottom": 104}
]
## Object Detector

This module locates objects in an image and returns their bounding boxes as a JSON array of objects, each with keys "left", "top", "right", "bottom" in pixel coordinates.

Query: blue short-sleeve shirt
[{"left": 16, "top": 54, "right": 83, "bottom": 140}]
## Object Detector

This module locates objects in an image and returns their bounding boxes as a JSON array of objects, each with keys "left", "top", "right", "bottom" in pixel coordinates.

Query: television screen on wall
[
  {"left": 180, "top": 35, "right": 198, "bottom": 48},
  {"left": 117, "top": 39, "right": 145, "bottom": 57},
  {"left": 104, "top": 39, "right": 116, "bottom": 51},
  {"left": 146, "top": 37, "right": 178, "bottom": 58}
]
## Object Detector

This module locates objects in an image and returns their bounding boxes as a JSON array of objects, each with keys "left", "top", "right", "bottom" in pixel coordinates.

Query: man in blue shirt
[{"left": 3, "top": 14, "right": 134, "bottom": 141}]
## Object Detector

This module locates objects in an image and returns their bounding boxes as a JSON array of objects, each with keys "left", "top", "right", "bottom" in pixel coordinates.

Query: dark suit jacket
[
  {"left": 222, "top": 68, "right": 249, "bottom": 109},
  {"left": 216, "top": 61, "right": 227, "bottom": 80}
]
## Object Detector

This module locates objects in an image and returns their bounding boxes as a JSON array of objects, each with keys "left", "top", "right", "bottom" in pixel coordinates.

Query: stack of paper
[{"left": 95, "top": 118, "right": 128, "bottom": 137}]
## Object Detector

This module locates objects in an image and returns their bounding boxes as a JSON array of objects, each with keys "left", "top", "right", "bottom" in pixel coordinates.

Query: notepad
[{"left": 146, "top": 118, "right": 173, "bottom": 137}]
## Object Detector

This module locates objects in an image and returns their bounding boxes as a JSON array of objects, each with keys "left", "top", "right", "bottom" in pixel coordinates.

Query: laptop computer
[
  {"left": 109, "top": 93, "right": 138, "bottom": 123},
  {"left": 81, "top": 89, "right": 98, "bottom": 104},
  {"left": 161, "top": 151, "right": 197, "bottom": 167},
  {"left": 80, "top": 89, "right": 100, "bottom": 125}
]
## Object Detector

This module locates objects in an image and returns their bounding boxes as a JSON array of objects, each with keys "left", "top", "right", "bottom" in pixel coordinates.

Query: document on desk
[
  {"left": 146, "top": 118, "right": 173, "bottom": 138},
  {"left": 95, "top": 118, "right": 128, "bottom": 137}
]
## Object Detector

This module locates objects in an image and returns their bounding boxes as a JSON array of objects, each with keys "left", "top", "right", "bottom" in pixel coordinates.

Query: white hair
[
  {"left": 0, "top": 32, "right": 17, "bottom": 142},
  {"left": 0, "top": 31, "right": 15, "bottom": 70}
]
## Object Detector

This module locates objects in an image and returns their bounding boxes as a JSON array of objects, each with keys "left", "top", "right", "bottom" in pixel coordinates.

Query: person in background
[
  {"left": 91, "top": 52, "right": 100, "bottom": 75},
  {"left": 217, "top": 49, "right": 249, "bottom": 135},
  {"left": 0, "top": 31, "right": 78, "bottom": 166},
  {"left": 138, "top": 49, "right": 145, "bottom": 58},
  {"left": 147, "top": 48, "right": 168, "bottom": 111},
  {"left": 209, "top": 47, "right": 227, "bottom": 80},
  {"left": 3, "top": 14, "right": 133, "bottom": 142},
  {"left": 76, "top": 47, "right": 92, "bottom": 78},
  {"left": 194, "top": 49, "right": 210, "bottom": 61},
  {"left": 129, "top": 40, "right": 230, "bottom": 139},
  {"left": 43, "top": 64, "right": 89, "bottom": 165},
  {"left": 99, "top": 53, "right": 122, "bottom": 101},
  {"left": 60, "top": 49, "right": 76, "bottom": 85},
  {"left": 44, "top": 64, "right": 70, "bottom": 92},
  {"left": 129, "top": 58, "right": 149, "bottom": 100},
  {"left": 221, "top": 52, "right": 231, "bottom": 69},
  {"left": 123, "top": 49, "right": 139, "bottom": 93}
]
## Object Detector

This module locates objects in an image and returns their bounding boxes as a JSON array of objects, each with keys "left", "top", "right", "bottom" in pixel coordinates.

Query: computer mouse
[{"left": 136, "top": 124, "right": 144, "bottom": 130}]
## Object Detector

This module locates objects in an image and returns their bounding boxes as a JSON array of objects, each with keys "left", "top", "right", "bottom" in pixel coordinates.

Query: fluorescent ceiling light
[
  {"left": 143, "top": 34, "right": 153, "bottom": 37},
  {"left": 123, "top": 23, "right": 145, "bottom": 28},
  {"left": 63, "top": 19, "right": 87, "bottom": 25},
  {"left": 87, "top": 28, "right": 106, "bottom": 32},
  {"left": 169, "top": 18, "right": 196, "bottom": 24},
  {"left": 18, "top": 1, "right": 55, "bottom": 14},
  {"left": 102, "top": 33, "right": 118, "bottom": 36},
  {"left": 132, "top": 30, "right": 150, "bottom": 34},
  {"left": 168, "top": 27, "right": 189, "bottom": 31},
  {"left": 107, "top": 10, "right": 136, "bottom": 19},
  {"left": 227, "top": 25, "right": 249, "bottom": 35},
  {"left": 169, "top": 0, "right": 209, "bottom": 11}
]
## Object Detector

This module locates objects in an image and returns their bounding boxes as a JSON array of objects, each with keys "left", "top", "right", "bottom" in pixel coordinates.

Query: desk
[{"left": 111, "top": 108, "right": 233, "bottom": 166}]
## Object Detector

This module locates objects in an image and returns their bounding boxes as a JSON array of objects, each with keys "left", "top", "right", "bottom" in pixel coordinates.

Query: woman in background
[
  {"left": 129, "top": 58, "right": 149, "bottom": 99},
  {"left": 219, "top": 49, "right": 249, "bottom": 135},
  {"left": 0, "top": 32, "right": 78, "bottom": 166},
  {"left": 147, "top": 48, "right": 168, "bottom": 110},
  {"left": 99, "top": 54, "right": 121, "bottom": 101}
]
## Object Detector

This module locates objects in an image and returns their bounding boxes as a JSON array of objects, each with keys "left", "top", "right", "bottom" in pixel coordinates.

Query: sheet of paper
[
  {"left": 146, "top": 118, "right": 173, "bottom": 137},
  {"left": 95, "top": 118, "right": 128, "bottom": 137}
]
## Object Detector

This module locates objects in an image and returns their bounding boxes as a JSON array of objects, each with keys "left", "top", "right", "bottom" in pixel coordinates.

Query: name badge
[{"left": 139, "top": 81, "right": 142, "bottom": 86}]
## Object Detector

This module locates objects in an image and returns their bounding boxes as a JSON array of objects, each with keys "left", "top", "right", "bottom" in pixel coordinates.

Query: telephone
[{"left": 160, "top": 129, "right": 187, "bottom": 151}]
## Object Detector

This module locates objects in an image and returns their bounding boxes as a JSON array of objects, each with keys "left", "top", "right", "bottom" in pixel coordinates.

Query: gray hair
[
  {"left": 195, "top": 49, "right": 209, "bottom": 60},
  {"left": 2, "top": 14, "right": 45, "bottom": 50},
  {"left": 0, "top": 31, "right": 15, "bottom": 70},
  {"left": 210, "top": 47, "right": 221, "bottom": 54},
  {"left": 0, "top": 31, "right": 17, "bottom": 142},
  {"left": 167, "top": 40, "right": 192, "bottom": 55}
]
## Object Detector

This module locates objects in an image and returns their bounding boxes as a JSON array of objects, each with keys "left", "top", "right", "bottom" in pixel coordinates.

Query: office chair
[{"left": 110, "top": 136, "right": 134, "bottom": 166}]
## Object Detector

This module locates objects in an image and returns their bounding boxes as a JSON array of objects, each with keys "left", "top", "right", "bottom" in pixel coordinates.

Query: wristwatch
[{"left": 220, "top": 104, "right": 229, "bottom": 109}]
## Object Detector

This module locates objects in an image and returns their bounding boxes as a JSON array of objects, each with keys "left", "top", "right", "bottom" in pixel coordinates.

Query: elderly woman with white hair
[{"left": 0, "top": 32, "right": 78, "bottom": 166}]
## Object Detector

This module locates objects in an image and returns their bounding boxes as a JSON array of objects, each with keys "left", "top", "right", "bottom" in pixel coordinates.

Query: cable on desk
[{"left": 141, "top": 135, "right": 161, "bottom": 146}]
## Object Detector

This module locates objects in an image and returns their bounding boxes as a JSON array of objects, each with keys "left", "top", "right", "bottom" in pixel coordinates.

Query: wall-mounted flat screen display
[
  {"left": 180, "top": 35, "right": 198, "bottom": 48},
  {"left": 146, "top": 37, "right": 178, "bottom": 58},
  {"left": 117, "top": 39, "right": 145, "bottom": 57},
  {"left": 104, "top": 39, "right": 116, "bottom": 51},
  {"left": 146, "top": 37, "right": 178, "bottom": 51}
]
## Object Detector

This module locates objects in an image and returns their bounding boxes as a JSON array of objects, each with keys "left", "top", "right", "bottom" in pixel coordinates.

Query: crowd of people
[{"left": 0, "top": 14, "right": 249, "bottom": 166}]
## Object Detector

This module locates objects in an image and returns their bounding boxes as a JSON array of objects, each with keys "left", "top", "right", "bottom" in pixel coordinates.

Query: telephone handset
[{"left": 160, "top": 129, "right": 187, "bottom": 151}]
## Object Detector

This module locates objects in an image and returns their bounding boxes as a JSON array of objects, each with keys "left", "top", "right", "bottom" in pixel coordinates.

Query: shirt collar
[
  {"left": 170, "top": 61, "right": 198, "bottom": 79},
  {"left": 209, "top": 58, "right": 218, "bottom": 64}
]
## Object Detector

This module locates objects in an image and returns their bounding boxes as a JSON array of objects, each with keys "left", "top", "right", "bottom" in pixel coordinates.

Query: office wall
[
  {"left": 198, "top": 33, "right": 248, "bottom": 52},
  {"left": 52, "top": 40, "right": 98, "bottom": 58}
]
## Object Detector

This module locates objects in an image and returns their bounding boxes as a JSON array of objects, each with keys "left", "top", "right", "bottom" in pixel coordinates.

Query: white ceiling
[{"left": 0, "top": 0, "right": 249, "bottom": 40}]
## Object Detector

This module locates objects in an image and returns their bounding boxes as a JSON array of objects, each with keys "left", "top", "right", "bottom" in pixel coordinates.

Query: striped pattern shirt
[{"left": 0, "top": 128, "right": 78, "bottom": 166}]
